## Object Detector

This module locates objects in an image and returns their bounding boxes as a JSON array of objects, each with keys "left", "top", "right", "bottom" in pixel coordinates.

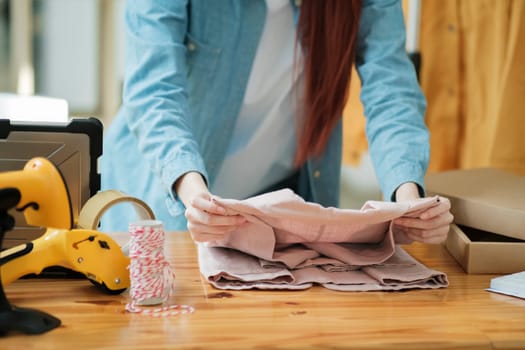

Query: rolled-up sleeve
[{"left": 355, "top": 0, "right": 429, "bottom": 201}]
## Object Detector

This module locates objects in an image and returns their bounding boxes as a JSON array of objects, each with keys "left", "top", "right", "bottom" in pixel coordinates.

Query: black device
[{"left": 0, "top": 117, "right": 102, "bottom": 248}]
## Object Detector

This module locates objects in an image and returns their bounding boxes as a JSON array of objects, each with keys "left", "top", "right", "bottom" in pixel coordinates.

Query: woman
[{"left": 101, "top": 0, "right": 453, "bottom": 244}]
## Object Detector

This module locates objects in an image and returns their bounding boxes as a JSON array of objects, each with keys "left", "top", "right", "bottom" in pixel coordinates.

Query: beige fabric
[{"left": 198, "top": 189, "right": 448, "bottom": 291}]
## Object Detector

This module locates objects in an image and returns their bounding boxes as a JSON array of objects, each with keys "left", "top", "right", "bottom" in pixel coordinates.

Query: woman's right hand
[{"left": 175, "top": 172, "right": 246, "bottom": 243}]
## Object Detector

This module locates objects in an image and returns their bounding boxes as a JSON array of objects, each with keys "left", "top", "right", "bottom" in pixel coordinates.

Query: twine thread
[{"left": 125, "top": 220, "right": 195, "bottom": 316}]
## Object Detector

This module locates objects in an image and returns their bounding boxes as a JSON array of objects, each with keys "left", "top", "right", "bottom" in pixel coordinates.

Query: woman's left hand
[
  {"left": 393, "top": 182, "right": 454, "bottom": 244},
  {"left": 394, "top": 197, "right": 454, "bottom": 243}
]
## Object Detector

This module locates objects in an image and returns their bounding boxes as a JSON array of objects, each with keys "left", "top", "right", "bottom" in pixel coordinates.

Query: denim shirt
[{"left": 100, "top": 0, "right": 429, "bottom": 231}]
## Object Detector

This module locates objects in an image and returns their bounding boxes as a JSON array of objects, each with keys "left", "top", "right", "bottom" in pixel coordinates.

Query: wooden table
[{"left": 2, "top": 231, "right": 525, "bottom": 349}]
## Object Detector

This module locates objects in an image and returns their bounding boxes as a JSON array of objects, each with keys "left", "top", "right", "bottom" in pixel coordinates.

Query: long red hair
[{"left": 294, "top": 0, "right": 362, "bottom": 166}]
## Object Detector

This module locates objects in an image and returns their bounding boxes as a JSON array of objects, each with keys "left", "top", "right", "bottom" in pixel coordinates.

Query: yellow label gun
[
  {"left": 0, "top": 157, "right": 153, "bottom": 294},
  {"left": 1, "top": 227, "right": 130, "bottom": 293}
]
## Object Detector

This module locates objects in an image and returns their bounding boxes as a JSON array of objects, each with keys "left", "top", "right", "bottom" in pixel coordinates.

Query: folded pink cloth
[{"left": 198, "top": 189, "right": 448, "bottom": 291}]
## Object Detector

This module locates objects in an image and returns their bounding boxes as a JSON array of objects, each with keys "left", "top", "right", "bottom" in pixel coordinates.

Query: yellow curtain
[
  {"left": 343, "top": 0, "right": 525, "bottom": 176},
  {"left": 342, "top": 67, "right": 367, "bottom": 166},
  {"left": 421, "top": 0, "right": 525, "bottom": 176}
]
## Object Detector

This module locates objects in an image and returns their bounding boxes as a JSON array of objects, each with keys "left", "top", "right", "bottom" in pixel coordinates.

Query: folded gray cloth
[{"left": 198, "top": 189, "right": 448, "bottom": 291}]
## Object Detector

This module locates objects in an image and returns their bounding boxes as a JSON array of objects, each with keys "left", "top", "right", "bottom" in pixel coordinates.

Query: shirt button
[
  {"left": 187, "top": 42, "right": 196, "bottom": 51},
  {"left": 314, "top": 170, "right": 321, "bottom": 178}
]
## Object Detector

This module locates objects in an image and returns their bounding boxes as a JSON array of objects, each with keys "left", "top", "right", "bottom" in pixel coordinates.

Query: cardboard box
[
  {"left": 445, "top": 224, "right": 525, "bottom": 274},
  {"left": 426, "top": 168, "right": 525, "bottom": 274}
]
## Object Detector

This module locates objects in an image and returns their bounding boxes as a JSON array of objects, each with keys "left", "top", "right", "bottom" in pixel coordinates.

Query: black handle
[{"left": 0, "top": 187, "right": 61, "bottom": 336}]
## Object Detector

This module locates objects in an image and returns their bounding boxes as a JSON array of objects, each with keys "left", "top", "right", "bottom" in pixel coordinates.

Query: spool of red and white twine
[{"left": 126, "top": 220, "right": 194, "bottom": 316}]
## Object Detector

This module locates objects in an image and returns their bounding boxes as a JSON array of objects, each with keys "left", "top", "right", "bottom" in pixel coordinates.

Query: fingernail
[{"left": 215, "top": 205, "right": 226, "bottom": 214}]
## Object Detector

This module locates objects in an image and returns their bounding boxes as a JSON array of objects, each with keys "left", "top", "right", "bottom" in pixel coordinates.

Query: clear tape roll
[{"left": 77, "top": 189, "right": 155, "bottom": 230}]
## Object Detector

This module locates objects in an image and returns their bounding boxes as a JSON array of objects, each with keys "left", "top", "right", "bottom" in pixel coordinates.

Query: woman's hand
[
  {"left": 393, "top": 182, "right": 454, "bottom": 244},
  {"left": 175, "top": 172, "right": 246, "bottom": 243}
]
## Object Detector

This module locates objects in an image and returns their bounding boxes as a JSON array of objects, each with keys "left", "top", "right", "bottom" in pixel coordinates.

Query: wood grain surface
[{"left": 2, "top": 231, "right": 525, "bottom": 349}]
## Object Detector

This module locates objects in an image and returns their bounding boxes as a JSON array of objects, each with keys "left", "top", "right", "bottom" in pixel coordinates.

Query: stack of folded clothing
[{"left": 198, "top": 189, "right": 448, "bottom": 291}]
